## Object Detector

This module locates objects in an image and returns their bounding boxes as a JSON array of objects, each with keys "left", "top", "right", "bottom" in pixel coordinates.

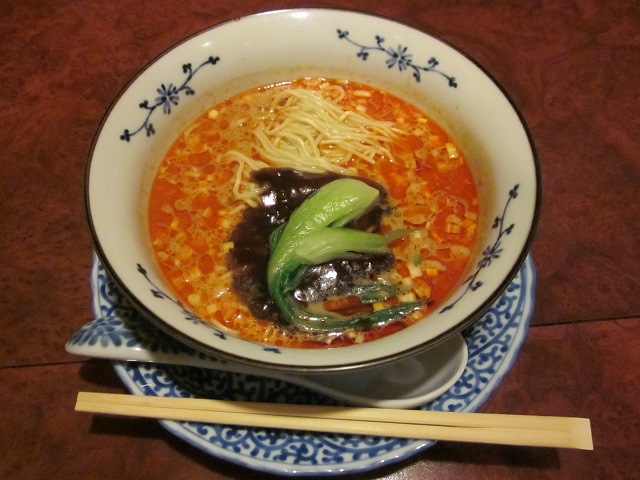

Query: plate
[{"left": 91, "top": 254, "right": 535, "bottom": 475}]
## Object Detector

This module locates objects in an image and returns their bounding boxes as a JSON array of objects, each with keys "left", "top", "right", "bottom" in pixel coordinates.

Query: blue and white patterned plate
[{"left": 90, "top": 254, "right": 535, "bottom": 476}]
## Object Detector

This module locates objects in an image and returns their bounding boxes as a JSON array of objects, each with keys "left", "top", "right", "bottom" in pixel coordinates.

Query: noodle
[
  {"left": 227, "top": 86, "right": 401, "bottom": 204},
  {"left": 224, "top": 150, "right": 269, "bottom": 207}
]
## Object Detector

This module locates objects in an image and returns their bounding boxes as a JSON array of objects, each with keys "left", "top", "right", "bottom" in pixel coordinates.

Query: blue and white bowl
[{"left": 85, "top": 8, "right": 540, "bottom": 373}]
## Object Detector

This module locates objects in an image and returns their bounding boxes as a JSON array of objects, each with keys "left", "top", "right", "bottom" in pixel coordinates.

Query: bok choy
[{"left": 267, "top": 178, "right": 425, "bottom": 333}]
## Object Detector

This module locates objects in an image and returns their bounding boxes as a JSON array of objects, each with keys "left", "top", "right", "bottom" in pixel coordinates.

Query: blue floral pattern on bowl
[
  {"left": 337, "top": 29, "right": 458, "bottom": 86},
  {"left": 120, "top": 56, "right": 220, "bottom": 142},
  {"left": 88, "top": 254, "right": 535, "bottom": 475},
  {"left": 441, "top": 184, "right": 520, "bottom": 313}
]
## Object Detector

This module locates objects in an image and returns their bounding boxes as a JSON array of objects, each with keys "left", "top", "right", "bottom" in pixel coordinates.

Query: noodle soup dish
[{"left": 86, "top": 9, "right": 540, "bottom": 372}]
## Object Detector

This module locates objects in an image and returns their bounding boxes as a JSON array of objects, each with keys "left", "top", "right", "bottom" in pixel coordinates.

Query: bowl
[{"left": 85, "top": 8, "right": 540, "bottom": 373}]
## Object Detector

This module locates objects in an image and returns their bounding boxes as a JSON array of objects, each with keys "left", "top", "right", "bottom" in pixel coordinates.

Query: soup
[{"left": 148, "top": 77, "right": 478, "bottom": 348}]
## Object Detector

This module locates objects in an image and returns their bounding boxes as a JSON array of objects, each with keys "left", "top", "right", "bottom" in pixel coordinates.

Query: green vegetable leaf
[{"left": 267, "top": 178, "right": 425, "bottom": 333}]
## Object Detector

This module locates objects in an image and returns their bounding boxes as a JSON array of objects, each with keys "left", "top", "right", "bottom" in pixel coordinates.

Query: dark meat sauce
[{"left": 227, "top": 168, "right": 394, "bottom": 325}]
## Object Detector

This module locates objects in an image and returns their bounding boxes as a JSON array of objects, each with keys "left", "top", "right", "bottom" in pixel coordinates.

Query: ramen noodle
[{"left": 148, "top": 77, "right": 478, "bottom": 348}]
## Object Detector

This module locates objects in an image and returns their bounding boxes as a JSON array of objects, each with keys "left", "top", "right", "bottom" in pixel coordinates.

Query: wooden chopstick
[{"left": 76, "top": 392, "right": 593, "bottom": 450}]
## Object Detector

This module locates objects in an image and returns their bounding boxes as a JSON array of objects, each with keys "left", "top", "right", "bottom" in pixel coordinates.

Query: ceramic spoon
[{"left": 66, "top": 315, "right": 468, "bottom": 409}]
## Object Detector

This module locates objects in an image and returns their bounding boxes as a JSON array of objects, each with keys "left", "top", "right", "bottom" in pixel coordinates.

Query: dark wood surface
[{"left": 1, "top": 1, "right": 638, "bottom": 478}]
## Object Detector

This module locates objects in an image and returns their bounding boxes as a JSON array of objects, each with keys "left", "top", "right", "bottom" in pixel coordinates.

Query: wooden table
[{"left": 1, "top": 1, "right": 638, "bottom": 478}]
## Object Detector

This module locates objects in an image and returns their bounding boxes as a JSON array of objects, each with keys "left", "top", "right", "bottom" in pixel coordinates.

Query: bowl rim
[{"left": 84, "top": 7, "right": 541, "bottom": 373}]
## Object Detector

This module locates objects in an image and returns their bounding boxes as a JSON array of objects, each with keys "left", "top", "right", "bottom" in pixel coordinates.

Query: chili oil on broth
[{"left": 148, "top": 77, "right": 479, "bottom": 348}]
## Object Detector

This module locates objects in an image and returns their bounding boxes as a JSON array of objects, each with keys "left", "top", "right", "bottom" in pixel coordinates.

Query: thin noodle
[
  {"left": 229, "top": 86, "right": 402, "bottom": 204},
  {"left": 224, "top": 151, "right": 269, "bottom": 207}
]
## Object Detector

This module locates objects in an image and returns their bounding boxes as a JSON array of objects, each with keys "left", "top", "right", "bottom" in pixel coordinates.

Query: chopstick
[{"left": 76, "top": 392, "right": 593, "bottom": 450}]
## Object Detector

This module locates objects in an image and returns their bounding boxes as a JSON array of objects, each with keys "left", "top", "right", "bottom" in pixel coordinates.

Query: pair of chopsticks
[{"left": 76, "top": 392, "right": 593, "bottom": 450}]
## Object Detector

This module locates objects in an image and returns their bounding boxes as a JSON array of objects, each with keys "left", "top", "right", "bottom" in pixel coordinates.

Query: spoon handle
[
  {"left": 66, "top": 315, "right": 467, "bottom": 408},
  {"left": 65, "top": 315, "right": 272, "bottom": 374}
]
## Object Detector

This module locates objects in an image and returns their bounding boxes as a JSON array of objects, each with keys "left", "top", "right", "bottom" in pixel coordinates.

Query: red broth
[{"left": 148, "top": 78, "right": 478, "bottom": 348}]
